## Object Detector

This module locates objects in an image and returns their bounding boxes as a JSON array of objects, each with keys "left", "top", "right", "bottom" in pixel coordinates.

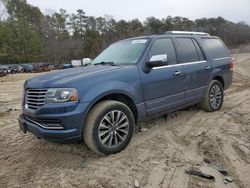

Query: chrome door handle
[
  {"left": 173, "top": 70, "right": 181, "bottom": 76},
  {"left": 205, "top": 66, "right": 211, "bottom": 70}
]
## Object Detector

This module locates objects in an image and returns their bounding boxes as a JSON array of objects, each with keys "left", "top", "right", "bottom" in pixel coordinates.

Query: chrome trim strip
[
  {"left": 27, "top": 98, "right": 45, "bottom": 102},
  {"left": 152, "top": 65, "right": 171, "bottom": 70},
  {"left": 27, "top": 101, "right": 45, "bottom": 105},
  {"left": 165, "top": 31, "right": 210, "bottom": 36},
  {"left": 188, "top": 85, "right": 206, "bottom": 91},
  {"left": 214, "top": 57, "right": 230, "bottom": 61},
  {"left": 145, "top": 91, "right": 185, "bottom": 104},
  {"left": 25, "top": 116, "right": 64, "bottom": 130},
  {"left": 26, "top": 89, "right": 47, "bottom": 110},
  {"left": 152, "top": 60, "right": 207, "bottom": 70}
]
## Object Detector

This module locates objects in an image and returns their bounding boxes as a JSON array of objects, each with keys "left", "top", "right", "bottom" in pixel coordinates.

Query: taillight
[{"left": 230, "top": 58, "right": 235, "bottom": 71}]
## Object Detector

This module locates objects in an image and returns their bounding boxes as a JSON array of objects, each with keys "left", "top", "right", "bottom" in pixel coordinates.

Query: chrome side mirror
[{"left": 146, "top": 54, "right": 168, "bottom": 68}]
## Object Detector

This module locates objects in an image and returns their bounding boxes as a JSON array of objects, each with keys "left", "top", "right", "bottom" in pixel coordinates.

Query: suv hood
[{"left": 25, "top": 65, "right": 122, "bottom": 88}]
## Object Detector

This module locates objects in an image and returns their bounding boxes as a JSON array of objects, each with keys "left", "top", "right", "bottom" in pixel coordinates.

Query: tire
[
  {"left": 200, "top": 80, "right": 224, "bottom": 112},
  {"left": 83, "top": 100, "right": 135, "bottom": 155}
]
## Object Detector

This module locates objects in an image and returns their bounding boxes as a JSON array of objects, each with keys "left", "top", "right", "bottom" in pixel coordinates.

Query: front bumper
[
  {"left": 18, "top": 114, "right": 80, "bottom": 142},
  {"left": 18, "top": 102, "right": 90, "bottom": 142}
]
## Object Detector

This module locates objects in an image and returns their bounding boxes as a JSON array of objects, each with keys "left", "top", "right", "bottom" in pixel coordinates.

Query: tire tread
[
  {"left": 200, "top": 80, "right": 224, "bottom": 112},
  {"left": 83, "top": 100, "right": 134, "bottom": 155}
]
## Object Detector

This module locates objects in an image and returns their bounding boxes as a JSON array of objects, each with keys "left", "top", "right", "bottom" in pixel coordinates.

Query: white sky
[{"left": 27, "top": 0, "right": 250, "bottom": 24}]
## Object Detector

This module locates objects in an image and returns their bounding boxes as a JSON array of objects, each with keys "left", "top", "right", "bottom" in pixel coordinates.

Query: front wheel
[
  {"left": 200, "top": 80, "right": 224, "bottom": 112},
  {"left": 83, "top": 100, "right": 135, "bottom": 155}
]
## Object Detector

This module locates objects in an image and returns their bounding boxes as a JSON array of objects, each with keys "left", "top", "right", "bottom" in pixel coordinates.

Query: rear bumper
[
  {"left": 18, "top": 114, "right": 81, "bottom": 142},
  {"left": 224, "top": 70, "right": 233, "bottom": 90}
]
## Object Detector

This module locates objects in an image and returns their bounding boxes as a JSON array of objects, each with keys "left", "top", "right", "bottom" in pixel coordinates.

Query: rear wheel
[
  {"left": 83, "top": 100, "right": 135, "bottom": 155},
  {"left": 200, "top": 80, "right": 224, "bottom": 112}
]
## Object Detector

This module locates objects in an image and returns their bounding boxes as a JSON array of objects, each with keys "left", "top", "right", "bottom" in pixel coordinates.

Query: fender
[
  {"left": 207, "top": 67, "right": 225, "bottom": 85},
  {"left": 80, "top": 80, "right": 142, "bottom": 104},
  {"left": 79, "top": 80, "right": 146, "bottom": 124}
]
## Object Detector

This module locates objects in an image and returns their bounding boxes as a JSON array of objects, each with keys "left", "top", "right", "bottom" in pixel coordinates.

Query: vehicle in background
[
  {"left": 0, "top": 66, "right": 9, "bottom": 77},
  {"left": 48, "top": 65, "right": 55, "bottom": 71},
  {"left": 0, "top": 71, "right": 5, "bottom": 77},
  {"left": 63, "top": 64, "right": 74, "bottom": 69},
  {"left": 71, "top": 58, "right": 92, "bottom": 67},
  {"left": 82, "top": 58, "right": 92, "bottom": 66},
  {"left": 55, "top": 64, "right": 64, "bottom": 70},
  {"left": 33, "top": 63, "right": 50, "bottom": 72},
  {"left": 71, "top": 60, "right": 82, "bottom": 67},
  {"left": 19, "top": 31, "right": 233, "bottom": 155},
  {"left": 0, "top": 66, "right": 9, "bottom": 74},
  {"left": 8, "top": 65, "right": 24, "bottom": 74},
  {"left": 22, "top": 64, "right": 35, "bottom": 73}
]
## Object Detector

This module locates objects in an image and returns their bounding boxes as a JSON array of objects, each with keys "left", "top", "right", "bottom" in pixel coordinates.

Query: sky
[{"left": 27, "top": 0, "right": 250, "bottom": 24}]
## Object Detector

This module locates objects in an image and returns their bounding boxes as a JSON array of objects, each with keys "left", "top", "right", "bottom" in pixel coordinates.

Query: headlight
[{"left": 46, "top": 88, "right": 78, "bottom": 103}]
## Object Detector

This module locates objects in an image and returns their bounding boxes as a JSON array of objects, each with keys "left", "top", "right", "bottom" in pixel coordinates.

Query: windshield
[{"left": 91, "top": 39, "right": 148, "bottom": 65}]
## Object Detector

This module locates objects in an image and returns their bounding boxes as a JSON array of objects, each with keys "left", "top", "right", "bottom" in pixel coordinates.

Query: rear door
[
  {"left": 140, "top": 38, "right": 186, "bottom": 115},
  {"left": 175, "top": 37, "right": 211, "bottom": 104}
]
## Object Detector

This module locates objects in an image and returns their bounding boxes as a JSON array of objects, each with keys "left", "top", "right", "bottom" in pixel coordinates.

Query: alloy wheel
[
  {"left": 210, "top": 84, "right": 222, "bottom": 109},
  {"left": 98, "top": 110, "right": 129, "bottom": 148}
]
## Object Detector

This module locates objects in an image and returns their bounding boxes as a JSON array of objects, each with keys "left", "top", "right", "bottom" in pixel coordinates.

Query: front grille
[{"left": 26, "top": 89, "right": 47, "bottom": 110}]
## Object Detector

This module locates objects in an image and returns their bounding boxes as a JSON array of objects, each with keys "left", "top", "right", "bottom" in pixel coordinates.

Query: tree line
[{"left": 0, "top": 0, "right": 250, "bottom": 64}]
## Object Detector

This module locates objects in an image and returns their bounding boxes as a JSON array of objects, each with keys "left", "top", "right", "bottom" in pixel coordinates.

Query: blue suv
[{"left": 19, "top": 31, "right": 233, "bottom": 155}]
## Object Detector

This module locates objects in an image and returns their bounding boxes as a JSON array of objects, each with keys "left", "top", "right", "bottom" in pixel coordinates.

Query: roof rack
[{"left": 165, "top": 31, "right": 210, "bottom": 36}]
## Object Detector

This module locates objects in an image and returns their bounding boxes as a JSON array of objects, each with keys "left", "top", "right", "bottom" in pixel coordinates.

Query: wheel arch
[
  {"left": 90, "top": 93, "right": 138, "bottom": 121},
  {"left": 82, "top": 92, "right": 139, "bottom": 134},
  {"left": 213, "top": 75, "right": 225, "bottom": 88},
  {"left": 209, "top": 68, "right": 225, "bottom": 89}
]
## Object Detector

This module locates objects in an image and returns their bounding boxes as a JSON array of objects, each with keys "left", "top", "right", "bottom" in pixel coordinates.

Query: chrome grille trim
[
  {"left": 26, "top": 89, "right": 47, "bottom": 110},
  {"left": 24, "top": 115, "right": 64, "bottom": 130}
]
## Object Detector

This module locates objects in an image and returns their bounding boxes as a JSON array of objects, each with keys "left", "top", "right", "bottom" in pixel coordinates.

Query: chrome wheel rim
[
  {"left": 210, "top": 85, "right": 222, "bottom": 109},
  {"left": 98, "top": 110, "right": 129, "bottom": 148}
]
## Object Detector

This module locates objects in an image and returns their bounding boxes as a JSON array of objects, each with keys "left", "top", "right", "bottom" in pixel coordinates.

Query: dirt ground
[{"left": 0, "top": 54, "right": 250, "bottom": 188}]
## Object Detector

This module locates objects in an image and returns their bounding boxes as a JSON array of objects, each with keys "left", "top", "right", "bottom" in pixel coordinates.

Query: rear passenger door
[
  {"left": 141, "top": 38, "right": 186, "bottom": 115},
  {"left": 175, "top": 37, "right": 211, "bottom": 104}
]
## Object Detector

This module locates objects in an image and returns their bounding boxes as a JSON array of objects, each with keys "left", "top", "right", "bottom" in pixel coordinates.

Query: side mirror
[{"left": 146, "top": 54, "right": 168, "bottom": 68}]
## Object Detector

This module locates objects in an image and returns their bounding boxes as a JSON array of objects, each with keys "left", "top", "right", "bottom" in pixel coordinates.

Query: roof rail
[{"left": 165, "top": 31, "right": 210, "bottom": 36}]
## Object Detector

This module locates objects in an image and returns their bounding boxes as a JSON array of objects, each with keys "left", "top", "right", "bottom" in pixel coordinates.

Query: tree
[
  {"left": 0, "top": 0, "right": 7, "bottom": 21},
  {"left": 42, "top": 10, "right": 71, "bottom": 63},
  {"left": 0, "top": 0, "right": 43, "bottom": 63},
  {"left": 69, "top": 9, "right": 87, "bottom": 39},
  {"left": 144, "top": 17, "right": 164, "bottom": 34},
  {"left": 0, "top": 0, "right": 250, "bottom": 64},
  {"left": 84, "top": 29, "right": 103, "bottom": 58}
]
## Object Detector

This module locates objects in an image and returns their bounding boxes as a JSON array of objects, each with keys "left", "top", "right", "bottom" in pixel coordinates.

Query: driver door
[{"left": 140, "top": 38, "right": 186, "bottom": 115}]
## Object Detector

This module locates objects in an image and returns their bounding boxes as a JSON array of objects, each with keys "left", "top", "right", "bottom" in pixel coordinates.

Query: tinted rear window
[
  {"left": 203, "top": 38, "right": 229, "bottom": 59},
  {"left": 176, "top": 38, "right": 200, "bottom": 63}
]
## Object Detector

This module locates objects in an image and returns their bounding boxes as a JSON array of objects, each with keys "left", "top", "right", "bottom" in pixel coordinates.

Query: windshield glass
[{"left": 91, "top": 39, "right": 148, "bottom": 65}]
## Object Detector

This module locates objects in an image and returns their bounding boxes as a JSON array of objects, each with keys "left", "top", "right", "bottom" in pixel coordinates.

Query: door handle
[
  {"left": 205, "top": 66, "right": 211, "bottom": 70},
  {"left": 173, "top": 70, "right": 181, "bottom": 76}
]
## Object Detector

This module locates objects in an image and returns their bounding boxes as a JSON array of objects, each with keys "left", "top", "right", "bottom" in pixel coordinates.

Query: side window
[
  {"left": 203, "top": 38, "right": 229, "bottom": 59},
  {"left": 149, "top": 38, "right": 177, "bottom": 65},
  {"left": 192, "top": 39, "right": 206, "bottom": 61},
  {"left": 176, "top": 38, "right": 200, "bottom": 63}
]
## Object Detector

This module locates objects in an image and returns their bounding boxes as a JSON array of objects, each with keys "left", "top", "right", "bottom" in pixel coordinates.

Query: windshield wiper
[{"left": 94, "top": 61, "right": 116, "bottom": 66}]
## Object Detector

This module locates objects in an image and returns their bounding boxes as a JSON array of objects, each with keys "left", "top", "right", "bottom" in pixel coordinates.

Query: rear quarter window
[{"left": 203, "top": 38, "right": 229, "bottom": 59}]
